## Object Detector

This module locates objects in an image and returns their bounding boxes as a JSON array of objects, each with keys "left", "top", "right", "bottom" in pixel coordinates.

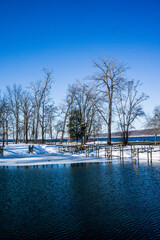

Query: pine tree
[{"left": 68, "top": 108, "right": 86, "bottom": 143}]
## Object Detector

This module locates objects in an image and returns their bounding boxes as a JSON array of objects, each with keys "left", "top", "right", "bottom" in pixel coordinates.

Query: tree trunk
[
  {"left": 61, "top": 112, "right": 68, "bottom": 143},
  {"left": 2, "top": 121, "right": 5, "bottom": 147},
  {"left": 41, "top": 103, "right": 45, "bottom": 143},
  {"left": 42, "top": 125, "right": 44, "bottom": 143},
  {"left": 23, "top": 118, "right": 26, "bottom": 143},
  {"left": 25, "top": 118, "right": 28, "bottom": 144},
  {"left": 125, "top": 130, "right": 129, "bottom": 145},
  {"left": 122, "top": 131, "right": 125, "bottom": 145},
  {"left": 6, "top": 119, "right": 8, "bottom": 145},
  {"left": 16, "top": 115, "right": 19, "bottom": 144},
  {"left": 55, "top": 133, "right": 58, "bottom": 145},
  {"left": 13, "top": 125, "right": 15, "bottom": 144},
  {"left": 155, "top": 129, "right": 157, "bottom": 145},
  {"left": 107, "top": 101, "right": 112, "bottom": 145},
  {"left": 50, "top": 127, "right": 52, "bottom": 143},
  {"left": 122, "top": 130, "right": 129, "bottom": 145},
  {"left": 31, "top": 119, "right": 35, "bottom": 141},
  {"left": 34, "top": 111, "right": 39, "bottom": 143}
]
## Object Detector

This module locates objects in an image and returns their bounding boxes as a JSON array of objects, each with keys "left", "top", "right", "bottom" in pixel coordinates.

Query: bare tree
[
  {"left": 6, "top": 84, "right": 22, "bottom": 144},
  {"left": 0, "top": 92, "right": 12, "bottom": 146},
  {"left": 145, "top": 106, "right": 160, "bottom": 144},
  {"left": 115, "top": 80, "right": 149, "bottom": 145},
  {"left": 2, "top": 97, "right": 11, "bottom": 145},
  {"left": 19, "top": 90, "right": 33, "bottom": 143},
  {"left": 73, "top": 83, "right": 100, "bottom": 144},
  {"left": 46, "top": 103, "right": 57, "bottom": 142},
  {"left": 4, "top": 99, "right": 11, "bottom": 145},
  {"left": 55, "top": 120, "right": 63, "bottom": 144},
  {"left": 65, "top": 82, "right": 101, "bottom": 144},
  {"left": 40, "top": 99, "right": 57, "bottom": 143},
  {"left": 0, "top": 96, "right": 5, "bottom": 146},
  {"left": 39, "top": 95, "right": 49, "bottom": 143},
  {"left": 60, "top": 84, "right": 77, "bottom": 143},
  {"left": 31, "top": 68, "right": 53, "bottom": 143},
  {"left": 92, "top": 57, "right": 127, "bottom": 144}
]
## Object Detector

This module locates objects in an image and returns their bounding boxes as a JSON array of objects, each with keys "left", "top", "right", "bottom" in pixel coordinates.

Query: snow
[{"left": 0, "top": 143, "right": 160, "bottom": 166}]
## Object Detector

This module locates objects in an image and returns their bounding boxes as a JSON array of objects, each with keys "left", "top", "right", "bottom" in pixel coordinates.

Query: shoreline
[
  {"left": 0, "top": 143, "right": 160, "bottom": 167},
  {"left": 1, "top": 157, "right": 160, "bottom": 167}
]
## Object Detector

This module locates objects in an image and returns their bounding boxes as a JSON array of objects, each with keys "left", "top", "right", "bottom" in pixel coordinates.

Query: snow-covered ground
[{"left": 0, "top": 143, "right": 160, "bottom": 166}]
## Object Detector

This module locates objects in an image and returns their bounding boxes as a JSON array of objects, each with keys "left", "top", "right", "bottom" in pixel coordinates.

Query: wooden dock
[{"left": 57, "top": 142, "right": 160, "bottom": 163}]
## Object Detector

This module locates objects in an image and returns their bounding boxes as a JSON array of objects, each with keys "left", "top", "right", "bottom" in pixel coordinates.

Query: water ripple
[{"left": 0, "top": 162, "right": 160, "bottom": 239}]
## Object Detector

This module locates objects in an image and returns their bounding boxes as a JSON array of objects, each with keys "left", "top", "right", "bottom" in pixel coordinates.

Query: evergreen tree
[{"left": 68, "top": 108, "right": 86, "bottom": 143}]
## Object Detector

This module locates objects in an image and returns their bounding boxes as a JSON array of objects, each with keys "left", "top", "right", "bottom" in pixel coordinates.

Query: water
[
  {"left": 98, "top": 136, "right": 159, "bottom": 142},
  {"left": 1, "top": 135, "right": 159, "bottom": 144},
  {"left": 0, "top": 163, "right": 160, "bottom": 239}
]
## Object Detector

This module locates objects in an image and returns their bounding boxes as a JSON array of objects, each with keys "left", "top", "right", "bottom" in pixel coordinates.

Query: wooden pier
[{"left": 57, "top": 142, "right": 160, "bottom": 163}]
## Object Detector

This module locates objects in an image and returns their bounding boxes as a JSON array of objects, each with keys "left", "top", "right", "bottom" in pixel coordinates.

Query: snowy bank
[{"left": 0, "top": 144, "right": 160, "bottom": 166}]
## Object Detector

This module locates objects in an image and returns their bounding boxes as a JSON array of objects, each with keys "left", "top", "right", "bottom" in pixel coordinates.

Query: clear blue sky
[{"left": 0, "top": 0, "right": 160, "bottom": 129}]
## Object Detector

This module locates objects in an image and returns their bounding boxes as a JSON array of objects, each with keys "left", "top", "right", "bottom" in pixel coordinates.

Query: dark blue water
[
  {"left": 1, "top": 135, "right": 159, "bottom": 144},
  {"left": 98, "top": 136, "right": 159, "bottom": 142},
  {"left": 0, "top": 163, "right": 160, "bottom": 239}
]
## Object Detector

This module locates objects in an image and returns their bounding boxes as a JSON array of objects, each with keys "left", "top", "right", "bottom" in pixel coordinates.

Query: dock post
[
  {"left": 110, "top": 146, "right": 112, "bottom": 160},
  {"left": 147, "top": 147, "right": 149, "bottom": 162},
  {"left": 107, "top": 146, "right": 109, "bottom": 160},
  {"left": 150, "top": 147, "right": 152, "bottom": 163},
  {"left": 122, "top": 146, "right": 124, "bottom": 160},
  {"left": 137, "top": 148, "right": 139, "bottom": 163},
  {"left": 98, "top": 145, "right": 99, "bottom": 157}
]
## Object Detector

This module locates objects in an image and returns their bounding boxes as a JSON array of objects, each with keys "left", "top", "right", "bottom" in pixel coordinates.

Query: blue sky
[{"left": 0, "top": 0, "right": 160, "bottom": 129}]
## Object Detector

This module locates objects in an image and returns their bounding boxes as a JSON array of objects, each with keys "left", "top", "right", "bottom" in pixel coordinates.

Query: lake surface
[
  {"left": 3, "top": 135, "right": 160, "bottom": 143},
  {"left": 0, "top": 162, "right": 160, "bottom": 239}
]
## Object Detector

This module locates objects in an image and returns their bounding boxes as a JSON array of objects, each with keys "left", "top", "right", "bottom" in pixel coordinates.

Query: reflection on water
[{"left": 0, "top": 162, "right": 160, "bottom": 239}]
